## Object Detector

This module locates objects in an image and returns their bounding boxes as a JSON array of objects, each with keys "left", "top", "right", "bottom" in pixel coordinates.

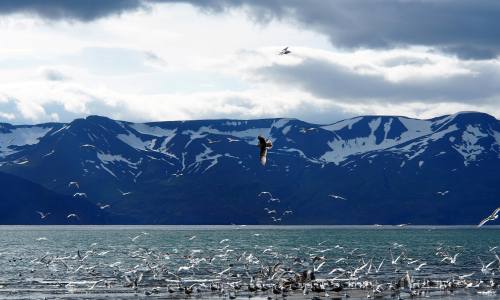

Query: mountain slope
[
  {"left": 0, "top": 171, "right": 131, "bottom": 224},
  {"left": 0, "top": 112, "right": 498, "bottom": 224}
]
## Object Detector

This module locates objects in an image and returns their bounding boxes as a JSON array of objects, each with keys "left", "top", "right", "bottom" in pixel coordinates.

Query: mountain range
[{"left": 0, "top": 111, "right": 498, "bottom": 225}]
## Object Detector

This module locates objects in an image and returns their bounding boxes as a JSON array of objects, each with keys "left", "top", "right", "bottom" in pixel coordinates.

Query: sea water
[{"left": 0, "top": 225, "right": 498, "bottom": 299}]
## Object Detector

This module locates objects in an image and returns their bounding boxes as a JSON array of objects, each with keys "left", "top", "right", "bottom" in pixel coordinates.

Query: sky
[{"left": 0, "top": 0, "right": 499, "bottom": 124}]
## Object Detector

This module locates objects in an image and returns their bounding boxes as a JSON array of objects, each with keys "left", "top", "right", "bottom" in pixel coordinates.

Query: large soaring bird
[{"left": 258, "top": 135, "right": 273, "bottom": 166}]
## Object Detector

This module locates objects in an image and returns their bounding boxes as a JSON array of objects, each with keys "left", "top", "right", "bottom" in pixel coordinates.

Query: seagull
[
  {"left": 258, "top": 191, "right": 274, "bottom": 198},
  {"left": 99, "top": 204, "right": 111, "bottom": 210},
  {"left": 436, "top": 190, "right": 449, "bottom": 196},
  {"left": 299, "top": 127, "right": 316, "bottom": 133},
  {"left": 271, "top": 216, "right": 282, "bottom": 222},
  {"left": 328, "top": 194, "right": 347, "bottom": 200},
  {"left": 415, "top": 262, "right": 427, "bottom": 271},
  {"left": 129, "top": 232, "right": 147, "bottom": 242},
  {"left": 278, "top": 46, "right": 291, "bottom": 55},
  {"left": 36, "top": 211, "right": 51, "bottom": 219},
  {"left": 227, "top": 137, "right": 240, "bottom": 143},
  {"left": 207, "top": 138, "right": 220, "bottom": 144},
  {"left": 257, "top": 135, "right": 273, "bottom": 166},
  {"left": 68, "top": 181, "right": 79, "bottom": 189},
  {"left": 118, "top": 189, "right": 132, "bottom": 196},
  {"left": 478, "top": 207, "right": 500, "bottom": 227},
  {"left": 73, "top": 192, "right": 87, "bottom": 198},
  {"left": 67, "top": 213, "right": 79, "bottom": 220}
]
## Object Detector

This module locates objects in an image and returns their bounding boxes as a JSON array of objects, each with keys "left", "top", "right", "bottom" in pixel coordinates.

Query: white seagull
[
  {"left": 478, "top": 207, "right": 500, "bottom": 227},
  {"left": 36, "top": 211, "right": 51, "bottom": 219},
  {"left": 73, "top": 192, "right": 87, "bottom": 198},
  {"left": 68, "top": 181, "right": 80, "bottom": 189},
  {"left": 436, "top": 190, "right": 449, "bottom": 196},
  {"left": 67, "top": 213, "right": 79, "bottom": 220},
  {"left": 118, "top": 189, "right": 132, "bottom": 196},
  {"left": 328, "top": 194, "right": 347, "bottom": 200}
]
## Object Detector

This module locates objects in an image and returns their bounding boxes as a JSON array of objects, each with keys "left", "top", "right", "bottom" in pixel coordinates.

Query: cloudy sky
[{"left": 0, "top": 0, "right": 499, "bottom": 124}]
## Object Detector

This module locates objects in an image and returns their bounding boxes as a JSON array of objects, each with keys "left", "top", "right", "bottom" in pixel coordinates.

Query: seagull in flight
[
  {"left": 227, "top": 137, "right": 240, "bottom": 143},
  {"left": 99, "top": 204, "right": 111, "bottom": 210},
  {"left": 328, "top": 194, "right": 347, "bottom": 200},
  {"left": 278, "top": 46, "right": 291, "bottom": 55},
  {"left": 118, "top": 189, "right": 132, "bottom": 196},
  {"left": 437, "top": 190, "right": 449, "bottom": 196},
  {"left": 36, "top": 211, "right": 51, "bottom": 219},
  {"left": 207, "top": 138, "right": 220, "bottom": 144},
  {"left": 67, "top": 213, "right": 79, "bottom": 220},
  {"left": 73, "top": 192, "right": 87, "bottom": 198},
  {"left": 478, "top": 207, "right": 500, "bottom": 227},
  {"left": 68, "top": 181, "right": 79, "bottom": 189},
  {"left": 257, "top": 135, "right": 273, "bottom": 166}
]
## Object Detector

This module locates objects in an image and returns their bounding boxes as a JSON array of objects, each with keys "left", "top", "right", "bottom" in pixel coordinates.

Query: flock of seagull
[
  {"left": 4, "top": 230, "right": 499, "bottom": 299},
  {"left": 34, "top": 181, "right": 132, "bottom": 222}
]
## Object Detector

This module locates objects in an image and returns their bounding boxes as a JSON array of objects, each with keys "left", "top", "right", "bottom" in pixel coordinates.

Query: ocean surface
[{"left": 0, "top": 225, "right": 499, "bottom": 299}]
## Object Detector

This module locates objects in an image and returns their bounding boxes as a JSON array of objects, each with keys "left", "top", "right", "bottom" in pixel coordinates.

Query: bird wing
[
  {"left": 493, "top": 207, "right": 500, "bottom": 216},
  {"left": 478, "top": 217, "right": 490, "bottom": 227},
  {"left": 258, "top": 136, "right": 266, "bottom": 145}
]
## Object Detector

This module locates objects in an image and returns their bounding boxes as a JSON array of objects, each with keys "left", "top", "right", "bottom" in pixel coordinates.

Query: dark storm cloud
[
  {"left": 169, "top": 0, "right": 500, "bottom": 59},
  {"left": 257, "top": 58, "right": 500, "bottom": 104},
  {"left": 2, "top": 1, "right": 500, "bottom": 59},
  {"left": 0, "top": 0, "right": 145, "bottom": 22}
]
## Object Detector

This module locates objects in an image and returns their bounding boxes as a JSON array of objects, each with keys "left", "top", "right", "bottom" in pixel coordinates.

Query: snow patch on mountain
[
  {"left": 117, "top": 132, "right": 150, "bottom": 151},
  {"left": 191, "top": 145, "right": 222, "bottom": 173},
  {"left": 321, "top": 117, "right": 362, "bottom": 131},
  {"left": 130, "top": 123, "right": 176, "bottom": 139},
  {"left": 183, "top": 126, "right": 273, "bottom": 146},
  {"left": 452, "top": 125, "right": 488, "bottom": 166},
  {"left": 0, "top": 126, "right": 53, "bottom": 157},
  {"left": 97, "top": 152, "right": 139, "bottom": 169}
]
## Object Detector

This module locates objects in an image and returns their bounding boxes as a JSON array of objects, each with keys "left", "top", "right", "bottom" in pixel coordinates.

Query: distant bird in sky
[
  {"left": 118, "top": 189, "right": 132, "bottom": 196},
  {"left": 328, "top": 194, "right": 347, "bottom": 200},
  {"left": 99, "top": 204, "right": 111, "bottom": 210},
  {"left": 278, "top": 46, "right": 291, "bottom": 55},
  {"left": 207, "top": 138, "right": 220, "bottom": 144},
  {"left": 227, "top": 137, "right": 240, "bottom": 143},
  {"left": 73, "top": 192, "right": 87, "bottom": 198},
  {"left": 478, "top": 207, "right": 500, "bottom": 227},
  {"left": 68, "top": 181, "right": 79, "bottom": 189},
  {"left": 437, "top": 190, "right": 449, "bottom": 196},
  {"left": 257, "top": 135, "right": 272, "bottom": 166},
  {"left": 36, "top": 211, "right": 50, "bottom": 219}
]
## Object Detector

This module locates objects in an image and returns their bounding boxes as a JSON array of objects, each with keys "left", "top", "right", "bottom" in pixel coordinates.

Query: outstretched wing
[
  {"left": 266, "top": 140, "right": 273, "bottom": 149},
  {"left": 478, "top": 217, "right": 490, "bottom": 227},
  {"left": 493, "top": 207, "right": 500, "bottom": 216}
]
